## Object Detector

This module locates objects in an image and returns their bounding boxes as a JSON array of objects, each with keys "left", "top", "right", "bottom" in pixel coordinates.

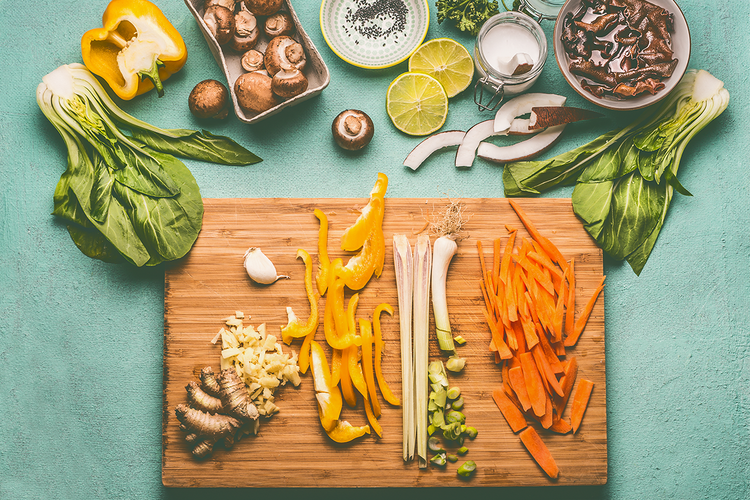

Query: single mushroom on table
[
  {"left": 188, "top": 79, "right": 230, "bottom": 119},
  {"left": 203, "top": 5, "right": 235, "bottom": 46},
  {"left": 264, "top": 35, "right": 306, "bottom": 76},
  {"left": 235, "top": 71, "right": 280, "bottom": 114},
  {"left": 332, "top": 110, "right": 374, "bottom": 150}
]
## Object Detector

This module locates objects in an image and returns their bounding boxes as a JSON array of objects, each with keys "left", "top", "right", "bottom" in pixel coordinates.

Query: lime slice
[
  {"left": 386, "top": 72, "right": 448, "bottom": 136},
  {"left": 408, "top": 38, "right": 475, "bottom": 98}
]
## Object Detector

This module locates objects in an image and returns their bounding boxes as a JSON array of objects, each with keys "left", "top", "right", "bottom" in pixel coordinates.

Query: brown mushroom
[
  {"left": 264, "top": 11, "right": 295, "bottom": 38},
  {"left": 204, "top": 0, "right": 235, "bottom": 10},
  {"left": 235, "top": 72, "right": 280, "bottom": 114},
  {"left": 271, "top": 68, "right": 308, "bottom": 98},
  {"left": 241, "top": 49, "right": 265, "bottom": 72},
  {"left": 204, "top": 5, "right": 235, "bottom": 46},
  {"left": 264, "top": 35, "right": 306, "bottom": 76},
  {"left": 188, "top": 79, "right": 230, "bottom": 120},
  {"left": 332, "top": 110, "right": 374, "bottom": 151},
  {"left": 244, "top": 0, "right": 283, "bottom": 16},
  {"left": 231, "top": 5, "right": 259, "bottom": 52}
]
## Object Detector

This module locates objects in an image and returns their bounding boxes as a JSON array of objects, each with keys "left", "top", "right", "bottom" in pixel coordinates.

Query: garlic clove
[{"left": 243, "top": 247, "right": 289, "bottom": 284}]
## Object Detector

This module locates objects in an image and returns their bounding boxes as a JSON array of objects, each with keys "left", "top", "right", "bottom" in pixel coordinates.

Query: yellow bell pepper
[
  {"left": 310, "top": 341, "right": 342, "bottom": 432},
  {"left": 314, "top": 209, "right": 330, "bottom": 296},
  {"left": 340, "top": 173, "right": 388, "bottom": 252},
  {"left": 281, "top": 249, "right": 319, "bottom": 343},
  {"left": 81, "top": 0, "right": 187, "bottom": 99}
]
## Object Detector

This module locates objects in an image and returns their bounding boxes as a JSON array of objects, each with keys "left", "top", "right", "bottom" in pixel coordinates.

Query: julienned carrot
[
  {"left": 565, "top": 275, "right": 606, "bottom": 347},
  {"left": 500, "top": 230, "right": 517, "bottom": 285},
  {"left": 508, "top": 365, "right": 531, "bottom": 411},
  {"left": 508, "top": 199, "right": 568, "bottom": 273},
  {"left": 492, "top": 389, "right": 528, "bottom": 433},
  {"left": 477, "top": 240, "right": 488, "bottom": 284},
  {"left": 519, "top": 427, "right": 559, "bottom": 479},
  {"left": 553, "top": 356, "right": 578, "bottom": 416},
  {"left": 531, "top": 344, "right": 564, "bottom": 398},
  {"left": 570, "top": 379, "right": 594, "bottom": 433},
  {"left": 493, "top": 238, "right": 502, "bottom": 294},
  {"left": 484, "top": 308, "right": 513, "bottom": 359},
  {"left": 549, "top": 418, "right": 572, "bottom": 434},
  {"left": 565, "top": 258, "right": 576, "bottom": 338},
  {"left": 519, "top": 352, "right": 545, "bottom": 417}
]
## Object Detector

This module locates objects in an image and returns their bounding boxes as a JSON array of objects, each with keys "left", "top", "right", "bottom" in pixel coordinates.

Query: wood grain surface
[{"left": 162, "top": 197, "right": 606, "bottom": 487}]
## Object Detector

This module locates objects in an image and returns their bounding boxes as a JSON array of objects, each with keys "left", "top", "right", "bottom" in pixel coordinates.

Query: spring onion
[
  {"left": 413, "top": 234, "right": 432, "bottom": 468},
  {"left": 393, "top": 234, "right": 414, "bottom": 462},
  {"left": 36, "top": 63, "right": 260, "bottom": 266},
  {"left": 432, "top": 235, "right": 458, "bottom": 353},
  {"left": 457, "top": 460, "right": 476, "bottom": 477},
  {"left": 503, "top": 69, "right": 730, "bottom": 274}
]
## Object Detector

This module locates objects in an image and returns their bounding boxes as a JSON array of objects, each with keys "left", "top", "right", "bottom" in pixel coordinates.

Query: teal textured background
[{"left": 1, "top": 0, "right": 748, "bottom": 499}]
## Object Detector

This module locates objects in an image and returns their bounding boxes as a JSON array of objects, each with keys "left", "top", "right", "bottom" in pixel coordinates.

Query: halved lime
[
  {"left": 386, "top": 72, "right": 448, "bottom": 136},
  {"left": 408, "top": 38, "right": 475, "bottom": 98}
]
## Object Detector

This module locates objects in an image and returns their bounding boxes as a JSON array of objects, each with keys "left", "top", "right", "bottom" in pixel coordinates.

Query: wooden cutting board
[{"left": 162, "top": 197, "right": 606, "bottom": 487}]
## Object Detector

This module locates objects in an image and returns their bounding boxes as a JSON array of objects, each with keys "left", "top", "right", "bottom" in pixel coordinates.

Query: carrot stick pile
[{"left": 480, "top": 200, "right": 604, "bottom": 479}]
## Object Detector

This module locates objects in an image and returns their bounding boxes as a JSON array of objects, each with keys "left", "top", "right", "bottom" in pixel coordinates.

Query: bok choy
[
  {"left": 37, "top": 63, "right": 261, "bottom": 267},
  {"left": 503, "top": 69, "right": 730, "bottom": 274}
]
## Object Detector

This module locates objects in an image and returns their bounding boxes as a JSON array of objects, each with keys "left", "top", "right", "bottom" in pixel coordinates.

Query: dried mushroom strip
[{"left": 561, "top": 0, "right": 678, "bottom": 99}]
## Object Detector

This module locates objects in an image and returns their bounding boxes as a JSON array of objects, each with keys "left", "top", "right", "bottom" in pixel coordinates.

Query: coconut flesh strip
[
  {"left": 493, "top": 93, "right": 567, "bottom": 133},
  {"left": 403, "top": 131, "right": 465, "bottom": 170},
  {"left": 477, "top": 125, "right": 566, "bottom": 163},
  {"left": 455, "top": 118, "right": 541, "bottom": 168}
]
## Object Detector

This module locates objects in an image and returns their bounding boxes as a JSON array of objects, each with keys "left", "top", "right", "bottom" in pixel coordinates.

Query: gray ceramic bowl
[{"left": 553, "top": 0, "right": 690, "bottom": 110}]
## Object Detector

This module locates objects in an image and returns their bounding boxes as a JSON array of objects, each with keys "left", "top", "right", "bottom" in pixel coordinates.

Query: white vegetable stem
[
  {"left": 431, "top": 235, "right": 458, "bottom": 354},
  {"left": 393, "top": 235, "right": 414, "bottom": 462},
  {"left": 412, "top": 234, "right": 431, "bottom": 468}
]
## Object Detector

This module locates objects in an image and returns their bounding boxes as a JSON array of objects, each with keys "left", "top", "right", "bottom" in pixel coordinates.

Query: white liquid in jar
[{"left": 481, "top": 23, "right": 540, "bottom": 75}]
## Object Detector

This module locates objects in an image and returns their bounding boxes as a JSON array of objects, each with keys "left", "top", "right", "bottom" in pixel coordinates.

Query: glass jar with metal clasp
[{"left": 473, "top": 1, "right": 564, "bottom": 111}]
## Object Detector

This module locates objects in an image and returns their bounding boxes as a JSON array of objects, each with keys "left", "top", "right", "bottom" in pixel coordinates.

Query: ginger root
[{"left": 176, "top": 366, "right": 260, "bottom": 459}]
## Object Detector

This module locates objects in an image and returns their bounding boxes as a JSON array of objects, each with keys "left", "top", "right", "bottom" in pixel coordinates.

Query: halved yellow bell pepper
[{"left": 81, "top": 0, "right": 187, "bottom": 99}]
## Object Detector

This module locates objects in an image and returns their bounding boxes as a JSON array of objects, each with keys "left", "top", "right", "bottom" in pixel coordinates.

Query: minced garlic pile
[{"left": 213, "top": 312, "right": 301, "bottom": 417}]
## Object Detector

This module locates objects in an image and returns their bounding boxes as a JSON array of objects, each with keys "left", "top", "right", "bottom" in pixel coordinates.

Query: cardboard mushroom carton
[{"left": 185, "top": 0, "right": 330, "bottom": 124}]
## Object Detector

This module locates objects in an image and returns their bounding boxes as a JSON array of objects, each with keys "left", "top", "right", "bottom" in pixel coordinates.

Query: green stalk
[{"left": 413, "top": 234, "right": 431, "bottom": 468}]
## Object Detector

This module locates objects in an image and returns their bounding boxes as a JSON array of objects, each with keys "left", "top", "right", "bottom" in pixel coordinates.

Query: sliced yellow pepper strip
[
  {"left": 341, "top": 224, "right": 385, "bottom": 291},
  {"left": 340, "top": 346, "right": 357, "bottom": 408},
  {"left": 330, "top": 348, "right": 342, "bottom": 387},
  {"left": 326, "top": 419, "right": 371, "bottom": 443},
  {"left": 359, "top": 319, "right": 381, "bottom": 418},
  {"left": 323, "top": 259, "right": 362, "bottom": 350},
  {"left": 281, "top": 249, "right": 319, "bottom": 344},
  {"left": 348, "top": 345, "right": 368, "bottom": 399},
  {"left": 341, "top": 177, "right": 387, "bottom": 252},
  {"left": 310, "top": 341, "right": 342, "bottom": 432},
  {"left": 373, "top": 303, "right": 401, "bottom": 406},
  {"left": 314, "top": 209, "right": 330, "bottom": 296},
  {"left": 364, "top": 391, "right": 383, "bottom": 438}
]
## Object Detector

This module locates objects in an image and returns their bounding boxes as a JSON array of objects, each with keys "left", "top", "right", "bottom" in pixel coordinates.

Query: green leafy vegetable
[
  {"left": 436, "top": 0, "right": 499, "bottom": 35},
  {"left": 503, "top": 70, "right": 730, "bottom": 275},
  {"left": 37, "top": 64, "right": 261, "bottom": 266}
]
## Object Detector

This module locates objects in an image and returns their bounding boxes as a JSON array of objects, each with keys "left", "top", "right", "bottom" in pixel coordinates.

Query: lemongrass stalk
[
  {"left": 393, "top": 234, "right": 414, "bottom": 462},
  {"left": 413, "top": 234, "right": 432, "bottom": 468},
  {"left": 431, "top": 235, "right": 458, "bottom": 354}
]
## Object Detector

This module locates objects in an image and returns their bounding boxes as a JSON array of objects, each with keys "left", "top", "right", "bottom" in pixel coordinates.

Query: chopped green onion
[
  {"left": 452, "top": 396, "right": 464, "bottom": 410},
  {"left": 454, "top": 335, "right": 467, "bottom": 345},
  {"left": 446, "top": 355, "right": 466, "bottom": 373},
  {"left": 457, "top": 460, "right": 476, "bottom": 477},
  {"left": 446, "top": 454, "right": 459, "bottom": 463},
  {"left": 457, "top": 446, "right": 469, "bottom": 456},
  {"left": 464, "top": 426, "right": 478, "bottom": 439},
  {"left": 447, "top": 387, "right": 461, "bottom": 400},
  {"left": 431, "top": 453, "right": 447, "bottom": 466}
]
